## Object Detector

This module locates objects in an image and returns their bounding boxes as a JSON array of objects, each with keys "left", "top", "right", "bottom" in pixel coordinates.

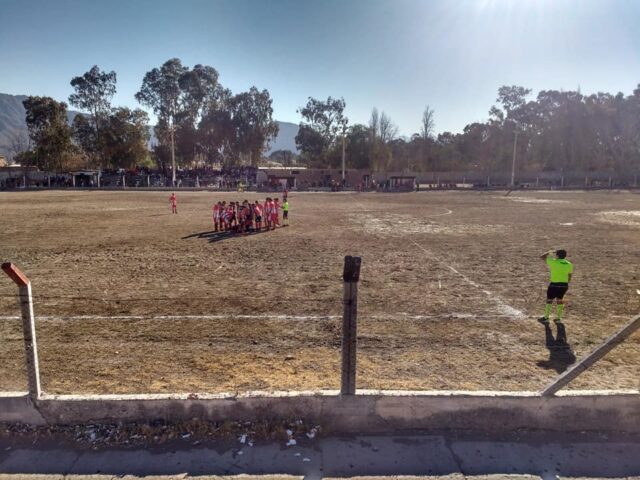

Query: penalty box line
[{"left": 349, "top": 197, "right": 525, "bottom": 320}]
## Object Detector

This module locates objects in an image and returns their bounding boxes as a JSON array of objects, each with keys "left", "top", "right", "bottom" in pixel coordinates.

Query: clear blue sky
[{"left": 1, "top": 0, "right": 639, "bottom": 136}]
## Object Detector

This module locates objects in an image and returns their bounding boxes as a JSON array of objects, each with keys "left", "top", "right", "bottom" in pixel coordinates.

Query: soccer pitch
[{"left": 0, "top": 189, "right": 638, "bottom": 394}]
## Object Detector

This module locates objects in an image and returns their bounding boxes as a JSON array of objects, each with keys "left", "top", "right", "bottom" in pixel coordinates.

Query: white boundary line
[
  {"left": 0, "top": 312, "right": 631, "bottom": 322},
  {"left": 0, "top": 313, "right": 520, "bottom": 321},
  {"left": 350, "top": 198, "right": 526, "bottom": 319}
]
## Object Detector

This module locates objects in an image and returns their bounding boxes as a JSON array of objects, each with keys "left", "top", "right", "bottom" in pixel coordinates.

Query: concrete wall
[{"left": 2, "top": 390, "right": 639, "bottom": 433}]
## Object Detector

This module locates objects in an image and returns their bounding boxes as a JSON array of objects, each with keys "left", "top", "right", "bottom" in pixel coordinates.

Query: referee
[{"left": 538, "top": 249, "right": 573, "bottom": 325}]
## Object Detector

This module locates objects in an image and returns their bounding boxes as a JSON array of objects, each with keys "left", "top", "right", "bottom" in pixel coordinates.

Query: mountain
[
  {"left": 267, "top": 121, "right": 299, "bottom": 154},
  {"left": 0, "top": 93, "right": 298, "bottom": 160}
]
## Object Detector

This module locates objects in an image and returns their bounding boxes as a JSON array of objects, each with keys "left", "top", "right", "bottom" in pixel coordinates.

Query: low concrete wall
[
  {"left": 0, "top": 392, "right": 46, "bottom": 425},
  {"left": 1, "top": 390, "right": 639, "bottom": 433}
]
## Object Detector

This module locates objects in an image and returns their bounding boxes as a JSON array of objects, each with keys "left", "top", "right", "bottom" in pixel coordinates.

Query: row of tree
[
  {"left": 295, "top": 84, "right": 640, "bottom": 174},
  {"left": 18, "top": 59, "right": 279, "bottom": 183},
  {"left": 16, "top": 61, "right": 640, "bottom": 176}
]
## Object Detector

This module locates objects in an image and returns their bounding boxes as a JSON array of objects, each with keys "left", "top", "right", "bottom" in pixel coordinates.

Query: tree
[
  {"left": 22, "top": 96, "right": 76, "bottom": 172},
  {"left": 296, "top": 96, "right": 347, "bottom": 165},
  {"left": 229, "top": 87, "right": 279, "bottom": 166},
  {"left": 102, "top": 108, "right": 150, "bottom": 169},
  {"left": 495, "top": 85, "right": 532, "bottom": 120},
  {"left": 72, "top": 114, "right": 99, "bottom": 168},
  {"left": 378, "top": 112, "right": 398, "bottom": 143},
  {"left": 368, "top": 108, "right": 397, "bottom": 171},
  {"left": 197, "top": 86, "right": 278, "bottom": 166},
  {"left": 136, "top": 58, "right": 189, "bottom": 185},
  {"left": 421, "top": 106, "right": 435, "bottom": 140},
  {"left": 345, "top": 124, "right": 371, "bottom": 169},
  {"left": 8, "top": 131, "right": 31, "bottom": 163},
  {"left": 178, "top": 64, "right": 220, "bottom": 125},
  {"left": 198, "top": 107, "right": 234, "bottom": 164},
  {"left": 69, "top": 65, "right": 117, "bottom": 168}
]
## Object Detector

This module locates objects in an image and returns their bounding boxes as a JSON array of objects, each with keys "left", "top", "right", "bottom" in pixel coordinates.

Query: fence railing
[{"left": 2, "top": 259, "right": 638, "bottom": 400}]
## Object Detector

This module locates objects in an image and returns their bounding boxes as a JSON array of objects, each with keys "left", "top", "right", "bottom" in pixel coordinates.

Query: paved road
[{"left": 1, "top": 433, "right": 639, "bottom": 479}]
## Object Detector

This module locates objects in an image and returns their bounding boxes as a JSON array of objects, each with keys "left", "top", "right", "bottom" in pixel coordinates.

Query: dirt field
[{"left": 1, "top": 189, "right": 639, "bottom": 394}]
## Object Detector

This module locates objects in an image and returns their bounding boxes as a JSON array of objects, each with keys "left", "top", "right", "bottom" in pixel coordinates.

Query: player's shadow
[
  {"left": 536, "top": 323, "right": 577, "bottom": 374},
  {"left": 182, "top": 228, "right": 269, "bottom": 244}
]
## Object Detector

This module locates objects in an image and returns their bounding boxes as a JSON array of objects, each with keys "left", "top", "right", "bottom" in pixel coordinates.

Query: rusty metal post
[
  {"left": 341, "top": 256, "right": 361, "bottom": 395},
  {"left": 1, "top": 263, "right": 42, "bottom": 400}
]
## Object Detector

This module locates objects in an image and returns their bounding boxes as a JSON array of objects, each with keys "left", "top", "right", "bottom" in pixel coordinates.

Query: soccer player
[
  {"left": 220, "top": 201, "right": 228, "bottom": 230},
  {"left": 538, "top": 249, "right": 573, "bottom": 325},
  {"left": 263, "top": 197, "right": 272, "bottom": 230},
  {"left": 253, "top": 201, "right": 263, "bottom": 231},
  {"left": 273, "top": 198, "right": 280, "bottom": 228},
  {"left": 213, "top": 202, "right": 221, "bottom": 231},
  {"left": 169, "top": 193, "right": 177, "bottom": 214},
  {"left": 281, "top": 198, "right": 289, "bottom": 226}
]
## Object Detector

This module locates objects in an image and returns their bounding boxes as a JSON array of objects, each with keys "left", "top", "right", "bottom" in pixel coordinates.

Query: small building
[
  {"left": 70, "top": 170, "right": 100, "bottom": 187},
  {"left": 388, "top": 175, "right": 416, "bottom": 191},
  {"left": 257, "top": 168, "right": 371, "bottom": 190}
]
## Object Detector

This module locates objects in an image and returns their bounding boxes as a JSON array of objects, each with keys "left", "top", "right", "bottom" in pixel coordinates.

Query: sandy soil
[{"left": 0, "top": 190, "right": 638, "bottom": 394}]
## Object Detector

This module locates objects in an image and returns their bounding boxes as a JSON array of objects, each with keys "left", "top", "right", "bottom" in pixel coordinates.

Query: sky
[{"left": 1, "top": 0, "right": 640, "bottom": 136}]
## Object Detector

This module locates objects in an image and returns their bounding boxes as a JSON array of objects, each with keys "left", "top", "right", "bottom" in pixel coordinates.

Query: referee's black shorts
[{"left": 546, "top": 282, "right": 569, "bottom": 300}]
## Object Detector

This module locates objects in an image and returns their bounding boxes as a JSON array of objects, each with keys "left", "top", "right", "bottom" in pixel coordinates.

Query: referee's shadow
[{"left": 536, "top": 324, "right": 577, "bottom": 374}]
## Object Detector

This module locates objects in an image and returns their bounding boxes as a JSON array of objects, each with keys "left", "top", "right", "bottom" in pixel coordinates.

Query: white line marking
[
  {"left": 0, "top": 313, "right": 521, "bottom": 321},
  {"left": 430, "top": 207, "right": 453, "bottom": 217},
  {"left": 350, "top": 197, "right": 525, "bottom": 319},
  {"left": 0, "top": 314, "right": 338, "bottom": 321},
  {"left": 409, "top": 240, "right": 525, "bottom": 319}
]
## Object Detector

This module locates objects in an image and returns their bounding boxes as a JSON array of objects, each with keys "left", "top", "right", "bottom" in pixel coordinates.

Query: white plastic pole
[{"left": 1, "top": 263, "right": 41, "bottom": 400}]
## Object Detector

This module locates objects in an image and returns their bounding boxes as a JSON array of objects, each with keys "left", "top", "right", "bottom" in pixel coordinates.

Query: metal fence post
[
  {"left": 341, "top": 256, "right": 361, "bottom": 396},
  {"left": 1, "top": 263, "right": 42, "bottom": 401}
]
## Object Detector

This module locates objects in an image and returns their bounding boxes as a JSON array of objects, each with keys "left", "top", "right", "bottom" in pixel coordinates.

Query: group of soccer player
[{"left": 212, "top": 196, "right": 289, "bottom": 233}]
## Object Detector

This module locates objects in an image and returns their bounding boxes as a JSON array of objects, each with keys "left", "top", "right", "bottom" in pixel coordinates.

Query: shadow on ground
[
  {"left": 536, "top": 323, "right": 577, "bottom": 374},
  {"left": 182, "top": 228, "right": 282, "bottom": 244}
]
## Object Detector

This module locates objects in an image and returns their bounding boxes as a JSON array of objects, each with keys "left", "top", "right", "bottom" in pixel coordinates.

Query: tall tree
[
  {"left": 102, "top": 107, "right": 151, "bottom": 169},
  {"left": 22, "top": 96, "right": 77, "bottom": 172},
  {"left": 69, "top": 65, "right": 117, "bottom": 168},
  {"left": 368, "top": 108, "right": 397, "bottom": 171},
  {"left": 345, "top": 124, "right": 372, "bottom": 169},
  {"left": 296, "top": 96, "right": 347, "bottom": 165},
  {"left": 136, "top": 58, "right": 189, "bottom": 185},
  {"left": 421, "top": 106, "right": 435, "bottom": 140},
  {"left": 228, "top": 87, "right": 279, "bottom": 166}
]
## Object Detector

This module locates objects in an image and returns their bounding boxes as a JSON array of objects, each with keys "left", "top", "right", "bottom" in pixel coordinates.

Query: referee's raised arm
[{"left": 540, "top": 249, "right": 554, "bottom": 261}]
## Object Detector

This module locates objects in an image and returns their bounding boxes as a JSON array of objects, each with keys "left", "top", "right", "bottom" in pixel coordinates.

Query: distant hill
[
  {"left": 0, "top": 92, "right": 298, "bottom": 160},
  {"left": 266, "top": 121, "right": 299, "bottom": 154}
]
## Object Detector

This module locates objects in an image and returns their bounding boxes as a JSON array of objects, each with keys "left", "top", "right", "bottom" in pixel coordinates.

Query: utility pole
[
  {"left": 170, "top": 121, "right": 176, "bottom": 188},
  {"left": 341, "top": 135, "right": 346, "bottom": 186},
  {"left": 511, "top": 130, "right": 519, "bottom": 188}
]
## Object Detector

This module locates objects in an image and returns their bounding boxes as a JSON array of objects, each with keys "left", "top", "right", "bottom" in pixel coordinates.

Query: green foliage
[
  {"left": 135, "top": 58, "right": 188, "bottom": 124},
  {"left": 198, "top": 86, "right": 278, "bottom": 166},
  {"left": 69, "top": 65, "right": 116, "bottom": 119},
  {"left": 101, "top": 107, "right": 150, "bottom": 169},
  {"left": 137, "top": 59, "right": 277, "bottom": 168},
  {"left": 296, "top": 96, "right": 347, "bottom": 165},
  {"left": 345, "top": 124, "right": 372, "bottom": 169},
  {"left": 229, "top": 87, "right": 279, "bottom": 165},
  {"left": 69, "top": 65, "right": 117, "bottom": 168},
  {"left": 22, "top": 96, "right": 76, "bottom": 171}
]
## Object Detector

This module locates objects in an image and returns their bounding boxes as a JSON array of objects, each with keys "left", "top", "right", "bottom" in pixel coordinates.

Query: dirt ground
[{"left": 0, "top": 189, "right": 638, "bottom": 394}]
